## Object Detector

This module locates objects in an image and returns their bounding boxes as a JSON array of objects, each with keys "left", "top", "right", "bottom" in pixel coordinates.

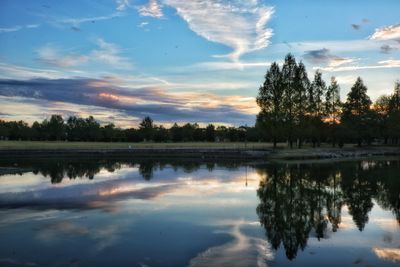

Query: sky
[{"left": 0, "top": 0, "right": 399, "bottom": 127}]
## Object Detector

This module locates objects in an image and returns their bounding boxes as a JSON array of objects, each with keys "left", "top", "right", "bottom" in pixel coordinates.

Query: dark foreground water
[{"left": 0, "top": 157, "right": 399, "bottom": 267}]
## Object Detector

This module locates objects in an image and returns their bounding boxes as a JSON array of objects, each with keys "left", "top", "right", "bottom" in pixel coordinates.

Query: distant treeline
[
  {"left": 1, "top": 53, "right": 400, "bottom": 146},
  {"left": 256, "top": 54, "right": 400, "bottom": 148},
  {"left": 0, "top": 115, "right": 258, "bottom": 142}
]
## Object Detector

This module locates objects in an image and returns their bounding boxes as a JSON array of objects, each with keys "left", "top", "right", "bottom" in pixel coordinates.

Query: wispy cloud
[
  {"left": 303, "top": 48, "right": 355, "bottom": 67},
  {"left": 116, "top": 0, "right": 131, "bottom": 11},
  {"left": 0, "top": 24, "right": 40, "bottom": 33},
  {"left": 90, "top": 38, "right": 132, "bottom": 69},
  {"left": 36, "top": 39, "right": 132, "bottom": 70},
  {"left": 58, "top": 12, "right": 123, "bottom": 27},
  {"left": 315, "top": 59, "right": 400, "bottom": 72},
  {"left": 369, "top": 24, "right": 400, "bottom": 41},
  {"left": 138, "top": 0, "right": 163, "bottom": 18},
  {"left": 164, "top": 0, "right": 274, "bottom": 61},
  {"left": 37, "top": 45, "right": 89, "bottom": 68}
]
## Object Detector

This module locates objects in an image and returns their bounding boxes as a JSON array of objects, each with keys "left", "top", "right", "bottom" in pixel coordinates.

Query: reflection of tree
[
  {"left": 257, "top": 164, "right": 313, "bottom": 260},
  {"left": 138, "top": 160, "right": 156, "bottom": 180},
  {"left": 0, "top": 157, "right": 246, "bottom": 184},
  {"left": 341, "top": 162, "right": 375, "bottom": 231},
  {"left": 374, "top": 160, "right": 400, "bottom": 225},
  {"left": 256, "top": 159, "right": 399, "bottom": 260}
]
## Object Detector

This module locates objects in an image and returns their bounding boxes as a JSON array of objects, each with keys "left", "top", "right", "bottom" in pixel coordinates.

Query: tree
[
  {"left": 325, "top": 77, "right": 342, "bottom": 146},
  {"left": 256, "top": 62, "right": 284, "bottom": 148},
  {"left": 281, "top": 54, "right": 298, "bottom": 148},
  {"left": 308, "top": 71, "right": 327, "bottom": 147},
  {"left": 374, "top": 95, "right": 390, "bottom": 144},
  {"left": 46, "top": 115, "right": 65, "bottom": 141},
  {"left": 205, "top": 124, "right": 215, "bottom": 142},
  {"left": 293, "top": 61, "right": 309, "bottom": 148},
  {"left": 388, "top": 81, "right": 400, "bottom": 144},
  {"left": 139, "top": 116, "right": 154, "bottom": 141},
  {"left": 341, "top": 77, "right": 372, "bottom": 146}
]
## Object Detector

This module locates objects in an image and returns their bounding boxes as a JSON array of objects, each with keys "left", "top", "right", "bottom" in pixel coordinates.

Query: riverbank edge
[{"left": 1, "top": 147, "right": 399, "bottom": 160}]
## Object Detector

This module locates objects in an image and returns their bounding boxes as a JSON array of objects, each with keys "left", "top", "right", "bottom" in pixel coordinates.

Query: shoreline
[{"left": 1, "top": 146, "right": 400, "bottom": 160}]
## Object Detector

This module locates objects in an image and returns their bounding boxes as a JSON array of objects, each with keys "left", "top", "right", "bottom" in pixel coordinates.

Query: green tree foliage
[
  {"left": 387, "top": 81, "right": 400, "bottom": 144},
  {"left": 281, "top": 54, "right": 298, "bottom": 148},
  {"left": 325, "top": 77, "right": 342, "bottom": 146},
  {"left": 256, "top": 62, "right": 284, "bottom": 148},
  {"left": 139, "top": 116, "right": 154, "bottom": 141},
  {"left": 342, "top": 77, "right": 373, "bottom": 146}
]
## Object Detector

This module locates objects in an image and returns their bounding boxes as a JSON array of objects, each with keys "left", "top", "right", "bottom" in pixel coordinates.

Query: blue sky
[{"left": 0, "top": 0, "right": 399, "bottom": 127}]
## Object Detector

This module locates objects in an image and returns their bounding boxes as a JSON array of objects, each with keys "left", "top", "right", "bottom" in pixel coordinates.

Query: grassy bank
[{"left": 0, "top": 141, "right": 274, "bottom": 150}]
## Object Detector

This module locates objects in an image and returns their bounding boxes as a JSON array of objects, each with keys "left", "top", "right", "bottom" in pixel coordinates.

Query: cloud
[
  {"left": 58, "top": 12, "right": 123, "bottom": 27},
  {"left": 303, "top": 48, "right": 354, "bottom": 67},
  {"left": 90, "top": 38, "right": 132, "bottom": 69},
  {"left": 138, "top": 22, "right": 149, "bottom": 28},
  {"left": 191, "top": 60, "right": 271, "bottom": 71},
  {"left": 378, "top": 59, "right": 400, "bottom": 67},
  {"left": 164, "top": 0, "right": 274, "bottom": 61},
  {"left": 369, "top": 24, "right": 400, "bottom": 41},
  {"left": 37, "top": 45, "right": 89, "bottom": 68},
  {"left": 138, "top": 0, "right": 163, "bottom": 18},
  {"left": 380, "top": 44, "right": 398, "bottom": 54},
  {"left": 0, "top": 24, "right": 40, "bottom": 33},
  {"left": 36, "top": 39, "right": 132, "bottom": 69},
  {"left": 116, "top": 0, "right": 131, "bottom": 11},
  {"left": 0, "top": 77, "right": 256, "bottom": 125},
  {"left": 316, "top": 59, "right": 400, "bottom": 72}
]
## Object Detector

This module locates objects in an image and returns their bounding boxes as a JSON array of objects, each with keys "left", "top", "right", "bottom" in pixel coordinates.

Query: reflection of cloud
[
  {"left": 0, "top": 258, "right": 38, "bottom": 266},
  {"left": 373, "top": 248, "right": 400, "bottom": 262},
  {"left": 36, "top": 221, "right": 89, "bottom": 243},
  {"left": 164, "top": 0, "right": 274, "bottom": 61},
  {"left": 189, "top": 222, "right": 273, "bottom": 267},
  {"left": 35, "top": 220, "right": 126, "bottom": 251}
]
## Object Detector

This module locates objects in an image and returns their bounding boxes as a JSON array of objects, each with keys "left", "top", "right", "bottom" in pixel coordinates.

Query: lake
[{"left": 0, "top": 156, "right": 399, "bottom": 267}]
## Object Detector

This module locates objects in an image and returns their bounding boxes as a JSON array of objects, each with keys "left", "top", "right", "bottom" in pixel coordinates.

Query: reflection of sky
[{"left": 0, "top": 164, "right": 399, "bottom": 267}]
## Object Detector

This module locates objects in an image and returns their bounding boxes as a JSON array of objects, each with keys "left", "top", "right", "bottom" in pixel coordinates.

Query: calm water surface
[{"left": 0, "top": 157, "right": 399, "bottom": 267}]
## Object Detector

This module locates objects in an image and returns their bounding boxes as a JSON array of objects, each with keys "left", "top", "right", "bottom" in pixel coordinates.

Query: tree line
[
  {"left": 256, "top": 54, "right": 400, "bottom": 148},
  {"left": 0, "top": 115, "right": 259, "bottom": 142},
  {"left": 1, "top": 53, "right": 399, "bottom": 146}
]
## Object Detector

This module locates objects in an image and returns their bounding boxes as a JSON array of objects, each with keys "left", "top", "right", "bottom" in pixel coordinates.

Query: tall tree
[
  {"left": 293, "top": 61, "right": 309, "bottom": 148},
  {"left": 139, "top": 116, "right": 154, "bottom": 141},
  {"left": 281, "top": 54, "right": 298, "bottom": 148},
  {"left": 309, "top": 71, "right": 327, "bottom": 147},
  {"left": 341, "top": 77, "right": 372, "bottom": 146},
  {"left": 256, "top": 62, "right": 284, "bottom": 148},
  {"left": 325, "top": 77, "right": 342, "bottom": 146},
  {"left": 388, "top": 81, "right": 400, "bottom": 144}
]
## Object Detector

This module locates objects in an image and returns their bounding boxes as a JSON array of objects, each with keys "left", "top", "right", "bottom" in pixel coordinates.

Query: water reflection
[
  {"left": 0, "top": 157, "right": 245, "bottom": 183},
  {"left": 256, "top": 160, "right": 400, "bottom": 260},
  {"left": 0, "top": 157, "right": 399, "bottom": 266}
]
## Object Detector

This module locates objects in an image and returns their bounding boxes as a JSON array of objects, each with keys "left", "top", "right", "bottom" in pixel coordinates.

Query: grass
[{"left": 0, "top": 141, "right": 277, "bottom": 150}]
